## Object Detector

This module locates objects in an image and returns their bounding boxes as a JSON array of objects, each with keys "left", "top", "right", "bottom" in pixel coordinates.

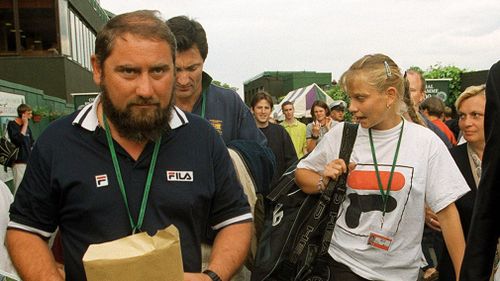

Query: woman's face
[
  {"left": 458, "top": 94, "right": 486, "bottom": 145},
  {"left": 313, "top": 106, "right": 327, "bottom": 122},
  {"left": 347, "top": 74, "right": 397, "bottom": 130}
]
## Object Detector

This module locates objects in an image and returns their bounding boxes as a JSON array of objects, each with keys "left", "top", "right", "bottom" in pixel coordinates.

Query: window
[
  {"left": 69, "top": 10, "right": 77, "bottom": 59},
  {"left": 68, "top": 7, "right": 96, "bottom": 70},
  {"left": 0, "top": 0, "right": 58, "bottom": 55},
  {"left": 0, "top": 1, "right": 16, "bottom": 53},
  {"left": 1, "top": 0, "right": 103, "bottom": 70}
]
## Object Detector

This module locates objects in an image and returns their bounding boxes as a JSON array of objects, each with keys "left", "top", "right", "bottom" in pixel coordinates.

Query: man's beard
[{"left": 100, "top": 84, "right": 174, "bottom": 143}]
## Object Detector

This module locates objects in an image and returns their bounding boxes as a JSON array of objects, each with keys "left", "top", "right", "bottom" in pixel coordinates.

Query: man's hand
[
  {"left": 311, "top": 121, "right": 321, "bottom": 137},
  {"left": 324, "top": 116, "right": 333, "bottom": 129},
  {"left": 22, "top": 112, "right": 30, "bottom": 125}
]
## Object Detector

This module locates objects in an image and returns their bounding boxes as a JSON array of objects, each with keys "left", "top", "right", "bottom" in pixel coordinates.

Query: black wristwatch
[
  {"left": 311, "top": 134, "right": 319, "bottom": 140},
  {"left": 203, "top": 269, "right": 222, "bottom": 281}
]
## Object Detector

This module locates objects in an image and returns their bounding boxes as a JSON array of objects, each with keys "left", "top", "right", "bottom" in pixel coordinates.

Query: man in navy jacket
[{"left": 460, "top": 61, "right": 500, "bottom": 281}]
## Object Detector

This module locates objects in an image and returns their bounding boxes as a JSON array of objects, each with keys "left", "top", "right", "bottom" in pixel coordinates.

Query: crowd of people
[{"left": 0, "top": 9, "right": 498, "bottom": 281}]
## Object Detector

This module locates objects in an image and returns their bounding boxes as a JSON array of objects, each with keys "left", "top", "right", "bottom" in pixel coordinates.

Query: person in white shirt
[
  {"left": 295, "top": 54, "right": 468, "bottom": 281},
  {"left": 0, "top": 181, "right": 19, "bottom": 280},
  {"left": 306, "top": 100, "right": 333, "bottom": 153}
]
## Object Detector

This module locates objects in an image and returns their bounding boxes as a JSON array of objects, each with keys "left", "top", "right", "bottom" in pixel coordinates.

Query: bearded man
[{"left": 6, "top": 10, "right": 251, "bottom": 281}]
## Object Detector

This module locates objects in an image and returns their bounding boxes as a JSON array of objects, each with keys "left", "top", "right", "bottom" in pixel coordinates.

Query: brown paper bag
[{"left": 82, "top": 225, "right": 184, "bottom": 281}]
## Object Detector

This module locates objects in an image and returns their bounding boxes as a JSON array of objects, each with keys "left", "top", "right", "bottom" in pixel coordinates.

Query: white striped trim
[
  {"left": 170, "top": 107, "right": 188, "bottom": 129},
  {"left": 212, "top": 213, "right": 253, "bottom": 230},
  {"left": 7, "top": 221, "right": 54, "bottom": 238}
]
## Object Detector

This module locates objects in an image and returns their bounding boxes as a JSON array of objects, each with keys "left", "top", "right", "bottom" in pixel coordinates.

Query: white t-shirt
[
  {"left": 0, "top": 181, "right": 20, "bottom": 280},
  {"left": 297, "top": 120, "right": 469, "bottom": 281}
]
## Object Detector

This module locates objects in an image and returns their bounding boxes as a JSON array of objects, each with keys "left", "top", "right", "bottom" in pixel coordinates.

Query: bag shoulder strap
[
  {"left": 338, "top": 122, "right": 358, "bottom": 163},
  {"left": 319, "top": 122, "right": 358, "bottom": 254},
  {"left": 267, "top": 152, "right": 311, "bottom": 202},
  {"left": 4, "top": 120, "right": 14, "bottom": 141},
  {"left": 289, "top": 122, "right": 358, "bottom": 262}
]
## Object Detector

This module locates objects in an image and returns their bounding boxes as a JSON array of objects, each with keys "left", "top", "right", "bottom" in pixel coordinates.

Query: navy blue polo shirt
[
  {"left": 190, "top": 72, "right": 267, "bottom": 146},
  {"left": 9, "top": 96, "right": 252, "bottom": 281}
]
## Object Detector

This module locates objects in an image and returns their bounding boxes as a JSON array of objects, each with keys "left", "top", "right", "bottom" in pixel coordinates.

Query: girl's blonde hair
[{"left": 339, "top": 53, "right": 425, "bottom": 126}]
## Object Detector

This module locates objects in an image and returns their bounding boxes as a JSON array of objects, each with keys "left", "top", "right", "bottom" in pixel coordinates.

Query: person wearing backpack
[
  {"left": 7, "top": 104, "right": 34, "bottom": 193},
  {"left": 295, "top": 54, "right": 468, "bottom": 281}
]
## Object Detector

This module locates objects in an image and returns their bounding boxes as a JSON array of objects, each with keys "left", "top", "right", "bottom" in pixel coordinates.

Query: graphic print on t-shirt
[{"left": 341, "top": 163, "right": 414, "bottom": 234}]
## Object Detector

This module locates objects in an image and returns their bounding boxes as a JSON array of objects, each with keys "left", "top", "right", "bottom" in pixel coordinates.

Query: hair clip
[{"left": 384, "top": 61, "right": 392, "bottom": 78}]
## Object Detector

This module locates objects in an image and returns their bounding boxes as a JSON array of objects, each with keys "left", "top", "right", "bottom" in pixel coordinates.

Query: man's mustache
[{"left": 127, "top": 97, "right": 161, "bottom": 106}]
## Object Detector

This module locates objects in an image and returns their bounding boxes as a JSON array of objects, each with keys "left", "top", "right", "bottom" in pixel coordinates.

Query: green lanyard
[
  {"left": 103, "top": 114, "right": 162, "bottom": 234},
  {"left": 368, "top": 119, "right": 404, "bottom": 220},
  {"left": 200, "top": 89, "right": 207, "bottom": 118}
]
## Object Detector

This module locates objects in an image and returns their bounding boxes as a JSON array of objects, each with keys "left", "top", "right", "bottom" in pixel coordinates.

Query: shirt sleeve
[
  {"left": 306, "top": 123, "right": 313, "bottom": 139},
  {"left": 297, "top": 123, "right": 343, "bottom": 172},
  {"left": 300, "top": 124, "right": 308, "bottom": 155},
  {"left": 425, "top": 134, "right": 470, "bottom": 213},
  {"left": 8, "top": 134, "right": 59, "bottom": 238}
]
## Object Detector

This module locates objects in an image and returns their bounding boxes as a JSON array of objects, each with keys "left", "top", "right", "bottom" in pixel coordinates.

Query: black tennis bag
[
  {"left": 0, "top": 136, "right": 19, "bottom": 172},
  {"left": 251, "top": 123, "right": 358, "bottom": 281}
]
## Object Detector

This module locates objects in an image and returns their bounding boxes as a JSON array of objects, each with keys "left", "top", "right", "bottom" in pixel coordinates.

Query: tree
[
  {"left": 408, "top": 66, "right": 424, "bottom": 74},
  {"left": 212, "top": 80, "right": 231, "bottom": 89},
  {"left": 325, "top": 84, "right": 347, "bottom": 101},
  {"left": 422, "top": 64, "right": 466, "bottom": 108},
  {"left": 325, "top": 84, "right": 352, "bottom": 121},
  {"left": 212, "top": 80, "right": 239, "bottom": 92}
]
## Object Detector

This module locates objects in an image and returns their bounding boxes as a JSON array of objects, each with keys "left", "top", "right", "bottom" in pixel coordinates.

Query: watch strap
[{"left": 203, "top": 269, "right": 222, "bottom": 281}]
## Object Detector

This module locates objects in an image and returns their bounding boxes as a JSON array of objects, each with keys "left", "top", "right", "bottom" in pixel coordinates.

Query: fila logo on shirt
[
  {"left": 166, "top": 171, "right": 193, "bottom": 182},
  {"left": 95, "top": 174, "right": 109, "bottom": 188}
]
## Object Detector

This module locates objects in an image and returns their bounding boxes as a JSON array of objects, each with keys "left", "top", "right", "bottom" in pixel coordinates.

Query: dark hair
[
  {"left": 250, "top": 91, "right": 273, "bottom": 109},
  {"left": 166, "top": 16, "right": 208, "bottom": 60},
  {"left": 17, "top": 104, "right": 32, "bottom": 117},
  {"left": 310, "top": 100, "right": 330, "bottom": 119},
  {"left": 281, "top": 101, "right": 293, "bottom": 109},
  {"left": 444, "top": 106, "right": 453, "bottom": 118},
  {"left": 94, "top": 10, "right": 176, "bottom": 69},
  {"left": 420, "top": 96, "right": 445, "bottom": 117}
]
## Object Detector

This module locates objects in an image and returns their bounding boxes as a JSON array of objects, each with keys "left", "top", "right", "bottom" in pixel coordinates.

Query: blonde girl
[{"left": 295, "top": 54, "right": 468, "bottom": 281}]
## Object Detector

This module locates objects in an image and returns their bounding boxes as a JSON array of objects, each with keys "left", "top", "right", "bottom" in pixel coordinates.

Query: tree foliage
[
  {"left": 325, "top": 84, "right": 348, "bottom": 101},
  {"left": 325, "top": 84, "right": 352, "bottom": 121},
  {"left": 212, "top": 80, "right": 239, "bottom": 92},
  {"left": 422, "top": 64, "right": 466, "bottom": 108},
  {"left": 212, "top": 80, "right": 231, "bottom": 89}
]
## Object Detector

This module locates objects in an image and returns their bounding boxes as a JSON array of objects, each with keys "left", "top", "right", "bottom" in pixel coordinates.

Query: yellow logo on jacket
[{"left": 209, "top": 119, "right": 223, "bottom": 135}]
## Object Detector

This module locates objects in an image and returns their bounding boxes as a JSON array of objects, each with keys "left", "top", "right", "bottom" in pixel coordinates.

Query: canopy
[{"left": 272, "top": 83, "right": 334, "bottom": 121}]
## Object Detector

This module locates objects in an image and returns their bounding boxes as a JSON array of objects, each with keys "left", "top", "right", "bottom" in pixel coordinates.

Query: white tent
[{"left": 272, "top": 83, "right": 334, "bottom": 121}]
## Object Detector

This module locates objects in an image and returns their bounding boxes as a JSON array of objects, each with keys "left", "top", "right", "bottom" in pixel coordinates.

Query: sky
[{"left": 98, "top": 0, "right": 500, "bottom": 96}]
